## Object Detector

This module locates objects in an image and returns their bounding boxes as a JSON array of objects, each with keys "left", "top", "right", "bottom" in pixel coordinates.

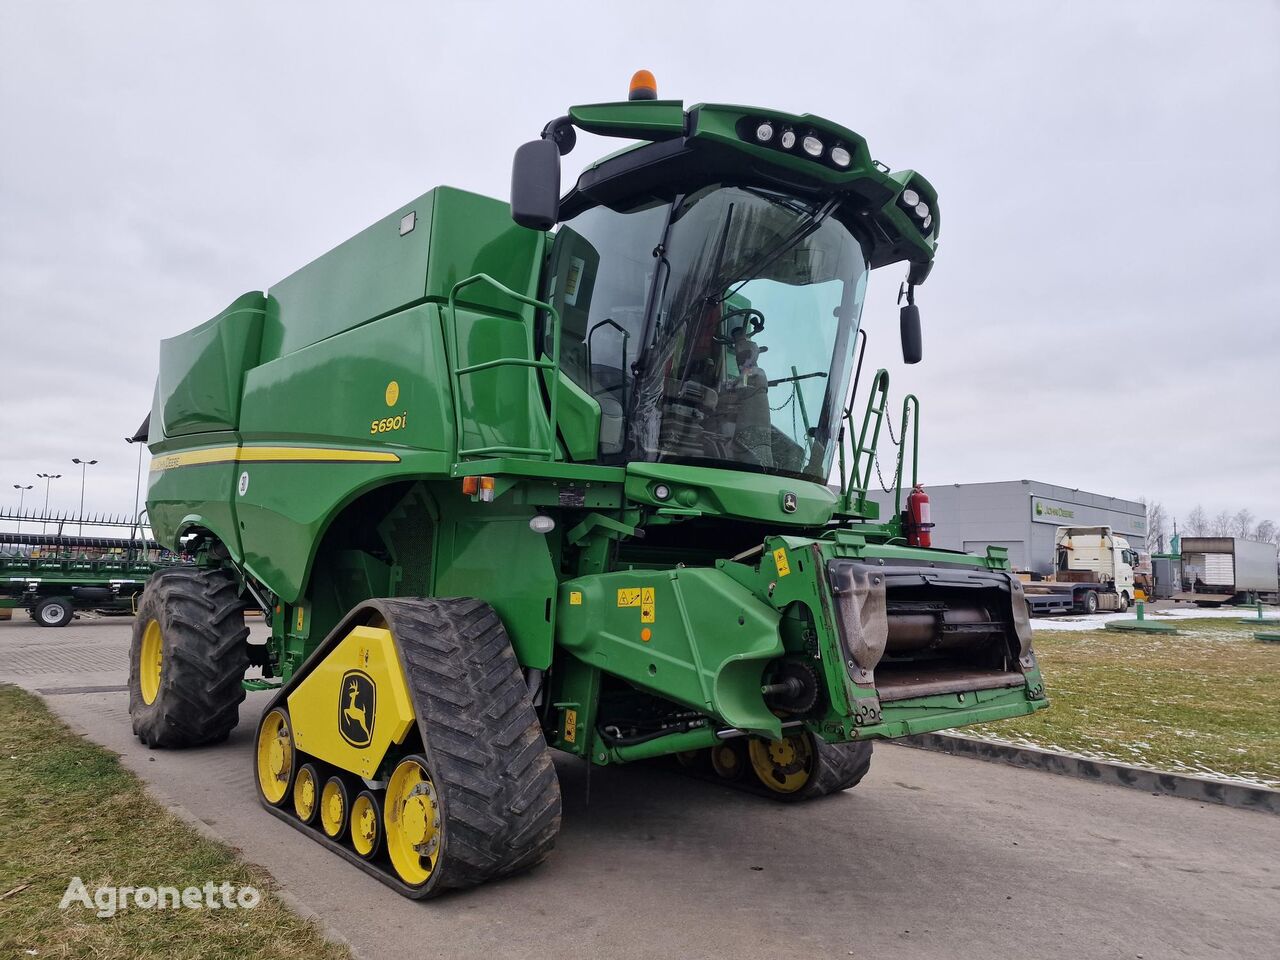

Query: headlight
[
  {"left": 830, "top": 145, "right": 851, "bottom": 167},
  {"left": 802, "top": 135, "right": 823, "bottom": 157},
  {"left": 780, "top": 128, "right": 796, "bottom": 149},
  {"left": 922, "top": 214, "right": 933, "bottom": 230},
  {"left": 914, "top": 201, "right": 929, "bottom": 218},
  {"left": 902, "top": 188, "right": 920, "bottom": 207},
  {"left": 755, "top": 122, "right": 774, "bottom": 142}
]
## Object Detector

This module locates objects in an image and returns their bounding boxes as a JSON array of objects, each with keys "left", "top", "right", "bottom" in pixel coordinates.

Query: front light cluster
[
  {"left": 898, "top": 187, "right": 933, "bottom": 232},
  {"left": 749, "top": 119, "right": 853, "bottom": 169}
]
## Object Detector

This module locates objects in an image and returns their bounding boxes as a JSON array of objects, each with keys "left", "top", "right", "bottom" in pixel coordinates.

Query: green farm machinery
[
  {"left": 129, "top": 73, "right": 1047, "bottom": 898},
  {"left": 0, "top": 522, "right": 183, "bottom": 626}
]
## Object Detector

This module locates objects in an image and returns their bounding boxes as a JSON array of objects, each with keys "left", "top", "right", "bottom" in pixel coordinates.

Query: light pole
[
  {"left": 37, "top": 472, "right": 61, "bottom": 534},
  {"left": 125, "top": 435, "right": 145, "bottom": 550},
  {"left": 71, "top": 458, "right": 97, "bottom": 536},
  {"left": 12, "top": 484, "right": 33, "bottom": 535}
]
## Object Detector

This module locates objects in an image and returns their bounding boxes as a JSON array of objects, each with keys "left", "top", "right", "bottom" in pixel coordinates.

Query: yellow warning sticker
[
  {"left": 295, "top": 606, "right": 306, "bottom": 631},
  {"left": 569, "top": 591, "right": 583, "bottom": 606},
  {"left": 617, "top": 588, "right": 642, "bottom": 608},
  {"left": 640, "top": 587, "right": 655, "bottom": 623},
  {"left": 564, "top": 708, "right": 578, "bottom": 744},
  {"left": 773, "top": 547, "right": 791, "bottom": 577}
]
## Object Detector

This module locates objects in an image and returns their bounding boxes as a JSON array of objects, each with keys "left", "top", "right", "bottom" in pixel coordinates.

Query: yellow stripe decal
[{"left": 151, "top": 446, "right": 401, "bottom": 471}]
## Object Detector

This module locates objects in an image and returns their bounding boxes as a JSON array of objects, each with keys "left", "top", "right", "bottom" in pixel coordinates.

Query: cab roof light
[{"left": 628, "top": 69, "right": 657, "bottom": 101}]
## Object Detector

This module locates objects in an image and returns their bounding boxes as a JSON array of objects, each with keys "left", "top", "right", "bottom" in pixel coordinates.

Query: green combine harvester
[{"left": 131, "top": 73, "right": 1047, "bottom": 898}]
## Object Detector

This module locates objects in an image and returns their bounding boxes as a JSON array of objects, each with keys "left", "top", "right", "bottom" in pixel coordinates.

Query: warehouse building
[{"left": 871, "top": 480, "right": 1147, "bottom": 575}]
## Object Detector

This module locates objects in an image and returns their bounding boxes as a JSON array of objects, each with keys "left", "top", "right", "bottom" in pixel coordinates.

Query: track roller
[
  {"left": 320, "top": 776, "right": 350, "bottom": 841},
  {"left": 294, "top": 763, "right": 321, "bottom": 824},
  {"left": 351, "top": 790, "right": 383, "bottom": 860}
]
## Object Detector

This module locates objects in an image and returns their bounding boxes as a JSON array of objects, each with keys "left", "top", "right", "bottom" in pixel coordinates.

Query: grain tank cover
[{"left": 155, "top": 291, "right": 266, "bottom": 438}]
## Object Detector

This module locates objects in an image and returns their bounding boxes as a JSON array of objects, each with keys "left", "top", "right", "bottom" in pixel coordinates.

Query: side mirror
[
  {"left": 900, "top": 303, "right": 923, "bottom": 364},
  {"left": 511, "top": 139, "right": 561, "bottom": 231}
]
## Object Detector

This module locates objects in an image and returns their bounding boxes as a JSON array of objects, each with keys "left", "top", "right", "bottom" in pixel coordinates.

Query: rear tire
[
  {"left": 128, "top": 566, "right": 249, "bottom": 748},
  {"left": 1082, "top": 591, "right": 1100, "bottom": 614},
  {"left": 34, "top": 597, "right": 74, "bottom": 627}
]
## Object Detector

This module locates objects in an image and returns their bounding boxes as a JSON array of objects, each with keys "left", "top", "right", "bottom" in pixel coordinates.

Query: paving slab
[{"left": 3, "top": 615, "right": 1278, "bottom": 960}]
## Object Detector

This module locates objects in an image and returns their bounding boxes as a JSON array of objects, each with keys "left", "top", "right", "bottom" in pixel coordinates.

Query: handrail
[
  {"left": 446, "top": 274, "right": 561, "bottom": 462},
  {"left": 843, "top": 368, "right": 890, "bottom": 514},
  {"left": 891, "top": 393, "right": 920, "bottom": 520}
]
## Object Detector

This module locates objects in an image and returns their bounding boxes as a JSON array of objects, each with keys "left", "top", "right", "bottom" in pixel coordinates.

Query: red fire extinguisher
[{"left": 905, "top": 483, "right": 934, "bottom": 548}]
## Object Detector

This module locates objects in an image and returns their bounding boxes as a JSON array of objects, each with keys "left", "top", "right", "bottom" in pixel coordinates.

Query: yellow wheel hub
[
  {"left": 748, "top": 732, "right": 814, "bottom": 794},
  {"left": 351, "top": 793, "right": 379, "bottom": 857},
  {"left": 255, "top": 709, "right": 294, "bottom": 806},
  {"left": 320, "top": 779, "right": 346, "bottom": 838},
  {"left": 385, "top": 757, "right": 441, "bottom": 886},
  {"left": 139, "top": 619, "right": 164, "bottom": 705},
  {"left": 294, "top": 766, "right": 318, "bottom": 821}
]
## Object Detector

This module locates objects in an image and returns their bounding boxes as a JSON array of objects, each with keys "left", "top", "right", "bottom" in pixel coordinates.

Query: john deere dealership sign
[
  {"left": 1030, "top": 495, "right": 1147, "bottom": 533},
  {"left": 1030, "top": 496, "right": 1077, "bottom": 524}
]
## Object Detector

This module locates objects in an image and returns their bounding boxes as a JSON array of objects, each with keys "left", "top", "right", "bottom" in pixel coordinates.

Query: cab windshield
[{"left": 544, "top": 184, "right": 869, "bottom": 483}]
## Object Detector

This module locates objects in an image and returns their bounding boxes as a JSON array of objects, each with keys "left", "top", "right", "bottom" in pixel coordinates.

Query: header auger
[{"left": 130, "top": 73, "right": 1046, "bottom": 898}]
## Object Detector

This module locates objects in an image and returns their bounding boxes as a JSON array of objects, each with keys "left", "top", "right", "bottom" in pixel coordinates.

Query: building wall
[{"left": 870, "top": 480, "right": 1147, "bottom": 574}]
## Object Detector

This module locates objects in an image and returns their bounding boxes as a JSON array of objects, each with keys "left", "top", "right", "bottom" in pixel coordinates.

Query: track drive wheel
[
  {"left": 374, "top": 598, "right": 562, "bottom": 895},
  {"left": 748, "top": 731, "right": 873, "bottom": 802},
  {"left": 128, "top": 566, "right": 249, "bottom": 747}
]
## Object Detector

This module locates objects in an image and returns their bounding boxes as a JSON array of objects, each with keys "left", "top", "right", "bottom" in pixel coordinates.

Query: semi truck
[
  {"left": 1175, "top": 537, "right": 1279, "bottom": 605},
  {"left": 1021, "top": 525, "right": 1137, "bottom": 615},
  {"left": 127, "top": 73, "right": 1048, "bottom": 899}
]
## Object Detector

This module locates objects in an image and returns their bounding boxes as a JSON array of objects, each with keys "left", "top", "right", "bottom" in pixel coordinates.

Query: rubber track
[
  {"left": 797, "top": 738, "right": 874, "bottom": 800},
  {"left": 258, "top": 597, "right": 562, "bottom": 898},
  {"left": 380, "top": 598, "right": 562, "bottom": 892},
  {"left": 680, "top": 737, "right": 873, "bottom": 802},
  {"left": 129, "top": 567, "right": 249, "bottom": 747}
]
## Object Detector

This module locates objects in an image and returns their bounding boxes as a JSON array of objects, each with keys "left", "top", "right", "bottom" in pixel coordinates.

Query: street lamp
[
  {"left": 124, "top": 435, "right": 146, "bottom": 549},
  {"left": 12, "top": 484, "right": 33, "bottom": 535},
  {"left": 36, "top": 472, "right": 61, "bottom": 534},
  {"left": 71, "top": 458, "right": 98, "bottom": 536}
]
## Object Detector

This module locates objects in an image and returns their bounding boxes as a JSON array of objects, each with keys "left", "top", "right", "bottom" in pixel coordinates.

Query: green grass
[
  {"left": 0, "top": 685, "right": 350, "bottom": 960},
  {"left": 965, "top": 617, "right": 1280, "bottom": 787}
]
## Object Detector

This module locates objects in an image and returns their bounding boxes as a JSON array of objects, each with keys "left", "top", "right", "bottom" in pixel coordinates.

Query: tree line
[{"left": 1138, "top": 498, "right": 1279, "bottom": 554}]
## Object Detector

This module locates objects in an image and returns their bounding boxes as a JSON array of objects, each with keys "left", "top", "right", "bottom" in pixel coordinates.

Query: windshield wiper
[{"left": 719, "top": 195, "right": 842, "bottom": 303}]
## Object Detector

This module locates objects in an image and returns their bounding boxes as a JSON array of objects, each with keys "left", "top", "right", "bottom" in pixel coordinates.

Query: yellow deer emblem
[{"left": 338, "top": 671, "right": 375, "bottom": 747}]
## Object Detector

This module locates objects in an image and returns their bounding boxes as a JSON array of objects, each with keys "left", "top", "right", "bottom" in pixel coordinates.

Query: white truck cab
[{"left": 1054, "top": 525, "right": 1136, "bottom": 606}]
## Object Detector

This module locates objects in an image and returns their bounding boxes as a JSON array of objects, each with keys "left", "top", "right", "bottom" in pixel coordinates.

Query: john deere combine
[{"left": 131, "top": 73, "right": 1046, "bottom": 898}]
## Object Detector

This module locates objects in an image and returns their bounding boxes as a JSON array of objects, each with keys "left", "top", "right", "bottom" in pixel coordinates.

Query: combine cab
[{"left": 130, "top": 73, "right": 1047, "bottom": 898}]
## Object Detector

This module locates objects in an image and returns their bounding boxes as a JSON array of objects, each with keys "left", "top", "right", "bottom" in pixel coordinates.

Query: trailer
[
  {"left": 0, "top": 533, "right": 185, "bottom": 626},
  {"left": 1175, "top": 537, "right": 1279, "bottom": 605},
  {"left": 1020, "top": 525, "right": 1138, "bottom": 616}
]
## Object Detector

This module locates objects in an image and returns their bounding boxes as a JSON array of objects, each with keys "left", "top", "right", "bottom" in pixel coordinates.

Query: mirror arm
[{"left": 541, "top": 116, "right": 578, "bottom": 156}]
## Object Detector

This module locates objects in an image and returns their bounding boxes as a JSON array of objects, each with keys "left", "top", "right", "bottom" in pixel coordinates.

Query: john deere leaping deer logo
[{"left": 338, "top": 670, "right": 376, "bottom": 748}]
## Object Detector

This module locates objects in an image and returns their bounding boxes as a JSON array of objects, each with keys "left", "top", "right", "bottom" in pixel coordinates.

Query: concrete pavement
[{"left": 3, "top": 612, "right": 1277, "bottom": 960}]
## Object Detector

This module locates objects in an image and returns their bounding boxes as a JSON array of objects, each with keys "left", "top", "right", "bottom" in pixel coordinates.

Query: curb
[{"left": 898, "top": 732, "right": 1280, "bottom": 815}]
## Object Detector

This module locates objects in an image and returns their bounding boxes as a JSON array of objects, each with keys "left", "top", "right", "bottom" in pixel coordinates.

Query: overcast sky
[{"left": 2, "top": 1, "right": 1278, "bottom": 538}]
